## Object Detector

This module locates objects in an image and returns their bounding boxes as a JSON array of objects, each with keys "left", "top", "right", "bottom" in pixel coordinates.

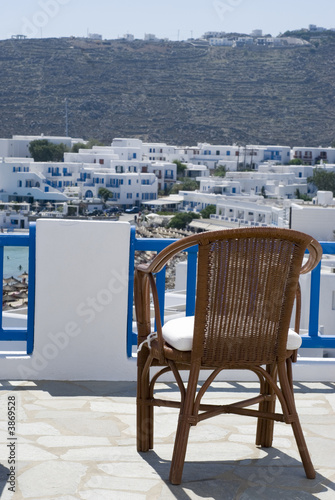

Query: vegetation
[
  {"left": 168, "top": 212, "right": 200, "bottom": 230},
  {"left": 98, "top": 187, "right": 113, "bottom": 202},
  {"left": 295, "top": 189, "right": 312, "bottom": 201},
  {"left": 2, "top": 37, "right": 335, "bottom": 146},
  {"left": 170, "top": 179, "right": 199, "bottom": 194},
  {"left": 71, "top": 142, "right": 87, "bottom": 153},
  {"left": 29, "top": 139, "right": 69, "bottom": 162},
  {"left": 200, "top": 205, "right": 216, "bottom": 218},
  {"left": 173, "top": 160, "right": 187, "bottom": 178},
  {"left": 307, "top": 169, "right": 335, "bottom": 195},
  {"left": 71, "top": 139, "right": 105, "bottom": 152},
  {"left": 289, "top": 158, "right": 304, "bottom": 165},
  {"left": 213, "top": 165, "right": 227, "bottom": 177}
]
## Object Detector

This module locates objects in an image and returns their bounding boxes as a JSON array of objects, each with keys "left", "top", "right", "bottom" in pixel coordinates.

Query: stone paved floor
[{"left": 0, "top": 380, "right": 334, "bottom": 499}]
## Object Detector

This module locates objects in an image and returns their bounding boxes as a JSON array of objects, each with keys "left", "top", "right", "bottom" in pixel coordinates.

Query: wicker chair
[{"left": 135, "top": 228, "right": 322, "bottom": 485}]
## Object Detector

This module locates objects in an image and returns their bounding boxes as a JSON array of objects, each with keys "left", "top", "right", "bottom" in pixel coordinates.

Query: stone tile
[
  {"left": 18, "top": 461, "right": 87, "bottom": 498},
  {"left": 61, "top": 446, "right": 138, "bottom": 462},
  {"left": 37, "top": 436, "right": 111, "bottom": 447},
  {"left": 79, "top": 490, "right": 145, "bottom": 500},
  {"left": 17, "top": 422, "right": 61, "bottom": 436},
  {"left": 97, "top": 461, "right": 160, "bottom": 479},
  {"left": 84, "top": 475, "right": 160, "bottom": 492}
]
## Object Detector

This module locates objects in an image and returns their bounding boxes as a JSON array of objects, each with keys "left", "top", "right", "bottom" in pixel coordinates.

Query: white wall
[
  {"left": 291, "top": 206, "right": 335, "bottom": 241},
  {"left": 0, "top": 219, "right": 136, "bottom": 380}
]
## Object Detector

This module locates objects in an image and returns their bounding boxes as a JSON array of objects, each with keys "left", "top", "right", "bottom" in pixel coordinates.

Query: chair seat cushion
[{"left": 161, "top": 316, "right": 302, "bottom": 352}]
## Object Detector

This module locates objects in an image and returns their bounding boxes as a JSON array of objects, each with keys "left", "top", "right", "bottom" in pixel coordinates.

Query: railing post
[
  {"left": 186, "top": 245, "right": 198, "bottom": 317},
  {"left": 127, "top": 226, "right": 136, "bottom": 357},
  {"left": 27, "top": 222, "right": 36, "bottom": 354},
  {"left": 308, "top": 261, "right": 321, "bottom": 338}
]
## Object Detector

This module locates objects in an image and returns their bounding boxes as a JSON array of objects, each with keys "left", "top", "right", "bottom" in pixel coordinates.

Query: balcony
[
  {"left": 0, "top": 220, "right": 334, "bottom": 497},
  {"left": 0, "top": 220, "right": 334, "bottom": 380}
]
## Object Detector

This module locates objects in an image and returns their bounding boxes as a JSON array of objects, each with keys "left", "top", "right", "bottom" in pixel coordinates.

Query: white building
[
  {"left": 209, "top": 38, "right": 233, "bottom": 46},
  {"left": 0, "top": 135, "right": 85, "bottom": 159},
  {"left": 292, "top": 147, "right": 335, "bottom": 165},
  {"left": 142, "top": 142, "right": 179, "bottom": 162},
  {"left": 179, "top": 144, "right": 290, "bottom": 170},
  {"left": 0, "top": 202, "right": 30, "bottom": 230}
]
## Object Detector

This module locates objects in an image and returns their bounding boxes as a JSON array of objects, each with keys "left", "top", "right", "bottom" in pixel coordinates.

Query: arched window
[{"left": 85, "top": 190, "right": 94, "bottom": 198}]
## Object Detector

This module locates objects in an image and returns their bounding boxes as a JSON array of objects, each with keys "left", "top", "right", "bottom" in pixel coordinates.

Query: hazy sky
[{"left": 2, "top": 0, "right": 335, "bottom": 41}]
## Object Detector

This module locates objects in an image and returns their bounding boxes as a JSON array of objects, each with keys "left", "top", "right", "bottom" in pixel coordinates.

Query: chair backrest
[
  {"left": 190, "top": 228, "right": 321, "bottom": 366},
  {"left": 140, "top": 227, "right": 322, "bottom": 366}
]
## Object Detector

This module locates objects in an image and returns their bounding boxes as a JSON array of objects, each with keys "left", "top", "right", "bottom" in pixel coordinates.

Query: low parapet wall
[{"left": 0, "top": 219, "right": 137, "bottom": 380}]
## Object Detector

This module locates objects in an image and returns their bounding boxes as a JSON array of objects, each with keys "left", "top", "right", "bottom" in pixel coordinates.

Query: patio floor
[{"left": 0, "top": 379, "right": 334, "bottom": 499}]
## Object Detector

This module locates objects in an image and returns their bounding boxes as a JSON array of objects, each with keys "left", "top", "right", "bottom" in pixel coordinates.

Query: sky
[{"left": 1, "top": 0, "right": 335, "bottom": 41}]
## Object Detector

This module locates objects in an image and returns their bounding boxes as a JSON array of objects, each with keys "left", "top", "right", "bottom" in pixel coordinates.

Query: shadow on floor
[{"left": 141, "top": 449, "right": 335, "bottom": 500}]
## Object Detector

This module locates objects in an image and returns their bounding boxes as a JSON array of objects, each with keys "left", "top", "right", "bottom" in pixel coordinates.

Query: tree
[
  {"left": 170, "top": 179, "right": 199, "bottom": 194},
  {"left": 307, "top": 168, "right": 335, "bottom": 195},
  {"left": 71, "top": 142, "right": 87, "bottom": 153},
  {"left": 168, "top": 212, "right": 200, "bottom": 230},
  {"left": 200, "top": 204, "right": 216, "bottom": 218},
  {"left": 261, "top": 186, "right": 267, "bottom": 198},
  {"left": 71, "top": 139, "right": 105, "bottom": 152},
  {"left": 173, "top": 160, "right": 187, "bottom": 178},
  {"left": 29, "top": 140, "right": 69, "bottom": 162},
  {"left": 98, "top": 187, "right": 113, "bottom": 203},
  {"left": 295, "top": 189, "right": 312, "bottom": 201},
  {"left": 213, "top": 165, "right": 226, "bottom": 177}
]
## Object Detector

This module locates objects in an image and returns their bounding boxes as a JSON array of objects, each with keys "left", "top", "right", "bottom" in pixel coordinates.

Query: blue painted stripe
[
  {"left": 27, "top": 223, "right": 36, "bottom": 354},
  {"left": 126, "top": 226, "right": 136, "bottom": 358},
  {"left": 0, "top": 224, "right": 36, "bottom": 353}
]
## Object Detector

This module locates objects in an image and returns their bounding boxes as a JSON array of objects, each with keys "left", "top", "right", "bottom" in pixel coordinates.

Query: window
[
  {"left": 17, "top": 181, "right": 22, "bottom": 187},
  {"left": 99, "top": 159, "right": 104, "bottom": 165},
  {"left": 227, "top": 151, "right": 230, "bottom": 156},
  {"left": 216, "top": 150, "right": 220, "bottom": 155},
  {"left": 133, "top": 153, "right": 137, "bottom": 159},
  {"left": 128, "top": 180, "right": 131, "bottom": 185},
  {"left": 127, "top": 193, "right": 132, "bottom": 199}
]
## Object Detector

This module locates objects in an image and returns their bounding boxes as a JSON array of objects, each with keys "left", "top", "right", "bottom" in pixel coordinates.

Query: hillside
[{"left": 0, "top": 36, "right": 334, "bottom": 147}]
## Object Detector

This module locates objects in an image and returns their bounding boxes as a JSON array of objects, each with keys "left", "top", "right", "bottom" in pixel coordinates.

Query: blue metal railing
[
  {"left": 0, "top": 223, "right": 36, "bottom": 354},
  {"left": 127, "top": 232, "right": 335, "bottom": 357}
]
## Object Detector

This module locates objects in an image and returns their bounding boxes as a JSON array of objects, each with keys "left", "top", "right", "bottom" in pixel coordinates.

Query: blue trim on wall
[{"left": 0, "top": 223, "right": 36, "bottom": 353}]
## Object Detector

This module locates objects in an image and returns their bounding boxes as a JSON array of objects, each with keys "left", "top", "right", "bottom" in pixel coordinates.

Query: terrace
[{"left": 0, "top": 220, "right": 335, "bottom": 498}]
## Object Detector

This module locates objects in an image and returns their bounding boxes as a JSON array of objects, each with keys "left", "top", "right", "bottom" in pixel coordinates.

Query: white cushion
[
  {"left": 287, "top": 328, "right": 302, "bottom": 350},
  {"left": 162, "top": 316, "right": 194, "bottom": 351},
  {"left": 162, "top": 316, "right": 302, "bottom": 352}
]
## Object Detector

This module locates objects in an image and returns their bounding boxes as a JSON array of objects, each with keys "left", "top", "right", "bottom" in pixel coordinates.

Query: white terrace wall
[{"left": 0, "top": 219, "right": 137, "bottom": 381}]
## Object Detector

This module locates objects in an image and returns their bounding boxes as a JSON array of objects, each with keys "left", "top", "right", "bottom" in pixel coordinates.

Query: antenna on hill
[{"left": 65, "top": 98, "right": 69, "bottom": 137}]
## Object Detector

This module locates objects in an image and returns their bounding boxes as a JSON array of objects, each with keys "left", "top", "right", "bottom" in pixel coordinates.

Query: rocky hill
[{"left": 0, "top": 35, "right": 334, "bottom": 147}]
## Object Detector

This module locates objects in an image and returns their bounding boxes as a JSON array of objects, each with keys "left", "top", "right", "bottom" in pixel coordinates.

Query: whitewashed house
[
  {"left": 0, "top": 134, "right": 84, "bottom": 159},
  {"left": 292, "top": 147, "right": 335, "bottom": 165}
]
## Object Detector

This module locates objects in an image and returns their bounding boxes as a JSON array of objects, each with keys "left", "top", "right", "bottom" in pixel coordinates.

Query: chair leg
[
  {"left": 137, "top": 359, "right": 153, "bottom": 452},
  {"left": 278, "top": 360, "right": 316, "bottom": 479},
  {"left": 169, "top": 416, "right": 192, "bottom": 484},
  {"left": 169, "top": 365, "right": 200, "bottom": 485},
  {"left": 256, "top": 364, "right": 277, "bottom": 448}
]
